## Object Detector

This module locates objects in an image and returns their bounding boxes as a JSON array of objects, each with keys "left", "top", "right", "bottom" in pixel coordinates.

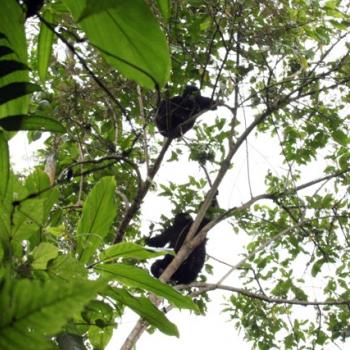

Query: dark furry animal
[
  {"left": 155, "top": 85, "right": 217, "bottom": 138},
  {"left": 23, "top": 0, "right": 44, "bottom": 18},
  {"left": 146, "top": 211, "right": 211, "bottom": 284}
]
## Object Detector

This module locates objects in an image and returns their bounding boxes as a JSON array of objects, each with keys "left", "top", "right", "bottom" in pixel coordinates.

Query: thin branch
[
  {"left": 189, "top": 282, "right": 350, "bottom": 306},
  {"left": 114, "top": 138, "right": 172, "bottom": 243}
]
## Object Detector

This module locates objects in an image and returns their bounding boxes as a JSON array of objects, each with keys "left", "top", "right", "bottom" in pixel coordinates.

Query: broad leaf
[
  {"left": 0, "top": 60, "right": 28, "bottom": 79},
  {"left": 63, "top": 0, "right": 170, "bottom": 89},
  {"left": 0, "top": 0, "right": 29, "bottom": 117},
  {"left": 77, "top": 176, "right": 117, "bottom": 264},
  {"left": 111, "top": 288, "right": 179, "bottom": 336},
  {"left": 0, "top": 114, "right": 65, "bottom": 133},
  {"left": 0, "top": 278, "right": 106, "bottom": 350},
  {"left": 0, "top": 83, "right": 41, "bottom": 106},
  {"left": 95, "top": 263, "right": 198, "bottom": 311},
  {"left": 100, "top": 242, "right": 170, "bottom": 262},
  {"left": 32, "top": 242, "right": 59, "bottom": 270}
]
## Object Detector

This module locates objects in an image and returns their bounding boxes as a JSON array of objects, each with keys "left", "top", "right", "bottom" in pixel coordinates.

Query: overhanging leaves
[
  {"left": 95, "top": 263, "right": 198, "bottom": 311},
  {"left": 63, "top": 0, "right": 170, "bottom": 89},
  {"left": 0, "top": 82, "right": 41, "bottom": 106},
  {"left": 0, "top": 278, "right": 106, "bottom": 350},
  {"left": 111, "top": 288, "right": 179, "bottom": 336},
  {"left": 0, "top": 114, "right": 65, "bottom": 133}
]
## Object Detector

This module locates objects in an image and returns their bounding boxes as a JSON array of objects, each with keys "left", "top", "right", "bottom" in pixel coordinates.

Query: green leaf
[
  {"left": 32, "top": 242, "right": 59, "bottom": 270},
  {"left": 48, "top": 255, "right": 87, "bottom": 281},
  {"left": 100, "top": 242, "right": 170, "bottom": 262},
  {"left": 0, "top": 82, "right": 41, "bottom": 106},
  {"left": 12, "top": 198, "right": 45, "bottom": 241},
  {"left": 0, "top": 131, "right": 9, "bottom": 199},
  {"left": 38, "top": 10, "right": 54, "bottom": 82},
  {"left": 77, "top": 176, "right": 117, "bottom": 264},
  {"left": 63, "top": 0, "right": 170, "bottom": 89},
  {"left": 0, "top": 46, "right": 14, "bottom": 58},
  {"left": 95, "top": 263, "right": 198, "bottom": 311},
  {"left": 0, "top": 114, "right": 65, "bottom": 133},
  {"left": 0, "top": 278, "right": 106, "bottom": 350},
  {"left": 0, "top": 0, "right": 29, "bottom": 117},
  {"left": 332, "top": 129, "right": 349, "bottom": 146},
  {"left": 0, "top": 60, "right": 28, "bottom": 79},
  {"left": 156, "top": 0, "right": 171, "bottom": 20},
  {"left": 111, "top": 288, "right": 179, "bottom": 336}
]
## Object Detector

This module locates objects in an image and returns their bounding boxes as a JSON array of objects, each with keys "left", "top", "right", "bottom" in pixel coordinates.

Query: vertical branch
[{"left": 113, "top": 138, "right": 172, "bottom": 243}]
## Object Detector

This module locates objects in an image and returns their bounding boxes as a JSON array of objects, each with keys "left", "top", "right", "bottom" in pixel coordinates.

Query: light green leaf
[
  {"left": 48, "top": 255, "right": 87, "bottom": 281},
  {"left": 38, "top": 10, "right": 54, "bottom": 82},
  {"left": 100, "top": 242, "right": 170, "bottom": 262},
  {"left": 32, "top": 242, "right": 59, "bottom": 270},
  {"left": 77, "top": 176, "right": 117, "bottom": 264},
  {"left": 12, "top": 198, "right": 45, "bottom": 241},
  {"left": 0, "top": 131, "right": 9, "bottom": 199},
  {"left": 111, "top": 287, "right": 179, "bottom": 336},
  {"left": 63, "top": 0, "right": 170, "bottom": 89},
  {"left": 0, "top": 114, "right": 65, "bottom": 133},
  {"left": 0, "top": 278, "right": 106, "bottom": 350},
  {"left": 95, "top": 263, "right": 198, "bottom": 311}
]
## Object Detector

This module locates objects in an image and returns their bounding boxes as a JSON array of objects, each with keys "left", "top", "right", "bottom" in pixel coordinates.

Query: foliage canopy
[{"left": 1, "top": 0, "right": 350, "bottom": 349}]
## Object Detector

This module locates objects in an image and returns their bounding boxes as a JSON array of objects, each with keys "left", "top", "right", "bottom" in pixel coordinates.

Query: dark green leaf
[
  {"left": 0, "top": 114, "right": 65, "bottom": 133},
  {"left": 0, "top": 82, "right": 41, "bottom": 106},
  {"left": 0, "top": 277, "right": 106, "bottom": 350},
  {"left": 111, "top": 288, "right": 179, "bottom": 336},
  {"left": 0, "top": 60, "right": 28, "bottom": 79},
  {"left": 95, "top": 263, "right": 198, "bottom": 311},
  {"left": 0, "top": 46, "right": 14, "bottom": 58}
]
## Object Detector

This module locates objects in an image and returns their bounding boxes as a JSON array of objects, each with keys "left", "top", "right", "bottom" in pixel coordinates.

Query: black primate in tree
[
  {"left": 155, "top": 85, "right": 217, "bottom": 138},
  {"left": 22, "top": 0, "right": 44, "bottom": 18},
  {"left": 146, "top": 198, "right": 217, "bottom": 284}
]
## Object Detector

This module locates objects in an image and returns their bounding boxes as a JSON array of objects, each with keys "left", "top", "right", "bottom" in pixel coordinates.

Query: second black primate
[
  {"left": 146, "top": 203, "right": 216, "bottom": 284},
  {"left": 155, "top": 85, "right": 217, "bottom": 138}
]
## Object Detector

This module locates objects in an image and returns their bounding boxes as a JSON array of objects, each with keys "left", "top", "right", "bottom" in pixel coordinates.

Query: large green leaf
[
  {"left": 77, "top": 176, "right": 117, "bottom": 264},
  {"left": 0, "top": 130, "right": 9, "bottom": 199},
  {"left": 0, "top": 114, "right": 65, "bottom": 133},
  {"left": 0, "top": 82, "right": 41, "bottom": 106},
  {"left": 0, "top": 60, "right": 28, "bottom": 79},
  {"left": 111, "top": 287, "right": 179, "bottom": 336},
  {"left": 0, "top": 278, "right": 106, "bottom": 350},
  {"left": 0, "top": 0, "right": 29, "bottom": 117},
  {"left": 100, "top": 242, "right": 170, "bottom": 262},
  {"left": 95, "top": 263, "right": 198, "bottom": 311},
  {"left": 63, "top": 0, "right": 170, "bottom": 89},
  {"left": 38, "top": 10, "right": 54, "bottom": 82}
]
